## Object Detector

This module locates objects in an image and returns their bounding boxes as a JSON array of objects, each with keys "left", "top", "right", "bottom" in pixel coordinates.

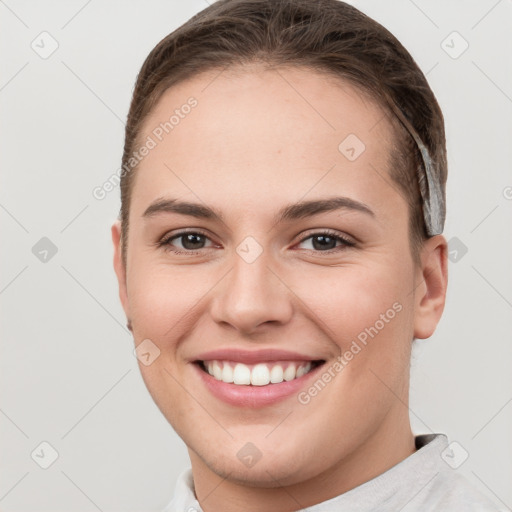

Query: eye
[
  {"left": 296, "top": 230, "right": 355, "bottom": 253},
  {"left": 157, "top": 228, "right": 355, "bottom": 255},
  {"left": 158, "top": 230, "right": 215, "bottom": 254}
]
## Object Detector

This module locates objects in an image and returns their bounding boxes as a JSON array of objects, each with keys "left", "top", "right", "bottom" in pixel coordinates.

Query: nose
[{"left": 209, "top": 246, "right": 294, "bottom": 335}]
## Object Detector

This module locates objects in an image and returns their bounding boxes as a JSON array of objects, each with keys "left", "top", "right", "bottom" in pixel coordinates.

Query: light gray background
[{"left": 1, "top": 1, "right": 511, "bottom": 510}]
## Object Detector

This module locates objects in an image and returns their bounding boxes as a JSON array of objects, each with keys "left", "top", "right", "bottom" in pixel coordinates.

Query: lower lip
[{"left": 193, "top": 362, "right": 324, "bottom": 408}]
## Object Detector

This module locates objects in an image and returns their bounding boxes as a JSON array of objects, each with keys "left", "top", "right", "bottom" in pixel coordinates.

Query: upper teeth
[{"left": 204, "top": 360, "right": 313, "bottom": 386}]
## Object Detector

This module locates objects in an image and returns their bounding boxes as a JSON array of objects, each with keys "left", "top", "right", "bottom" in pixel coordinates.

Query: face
[{"left": 113, "top": 65, "right": 446, "bottom": 490}]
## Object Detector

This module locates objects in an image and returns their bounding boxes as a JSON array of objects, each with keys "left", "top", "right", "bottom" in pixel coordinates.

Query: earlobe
[
  {"left": 413, "top": 235, "right": 448, "bottom": 340},
  {"left": 111, "top": 220, "right": 130, "bottom": 319}
]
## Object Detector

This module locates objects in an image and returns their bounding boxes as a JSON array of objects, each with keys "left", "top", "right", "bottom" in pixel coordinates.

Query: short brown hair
[{"left": 120, "top": 0, "right": 447, "bottom": 265}]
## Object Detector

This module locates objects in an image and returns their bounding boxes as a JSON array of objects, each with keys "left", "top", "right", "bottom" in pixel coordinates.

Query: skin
[{"left": 112, "top": 64, "right": 448, "bottom": 512}]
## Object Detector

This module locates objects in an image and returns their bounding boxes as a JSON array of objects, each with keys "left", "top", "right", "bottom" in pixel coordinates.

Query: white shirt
[{"left": 162, "top": 433, "right": 502, "bottom": 511}]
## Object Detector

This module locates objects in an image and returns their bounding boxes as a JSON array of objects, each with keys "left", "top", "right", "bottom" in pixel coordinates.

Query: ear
[
  {"left": 111, "top": 219, "right": 129, "bottom": 320},
  {"left": 413, "top": 235, "right": 448, "bottom": 339}
]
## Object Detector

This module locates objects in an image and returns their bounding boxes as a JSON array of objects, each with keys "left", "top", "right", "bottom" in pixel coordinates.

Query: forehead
[{"left": 132, "top": 65, "right": 399, "bottom": 220}]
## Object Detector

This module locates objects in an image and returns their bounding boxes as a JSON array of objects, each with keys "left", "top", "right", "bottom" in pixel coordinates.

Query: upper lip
[{"left": 193, "top": 348, "right": 323, "bottom": 364}]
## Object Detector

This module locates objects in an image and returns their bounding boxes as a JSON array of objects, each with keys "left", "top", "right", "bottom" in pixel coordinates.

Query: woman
[{"left": 111, "top": 0, "right": 500, "bottom": 510}]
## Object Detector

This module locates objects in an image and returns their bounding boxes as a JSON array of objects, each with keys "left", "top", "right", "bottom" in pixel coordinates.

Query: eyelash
[{"left": 157, "top": 229, "right": 356, "bottom": 255}]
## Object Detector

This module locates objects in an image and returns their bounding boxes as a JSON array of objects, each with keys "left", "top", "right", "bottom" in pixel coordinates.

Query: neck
[{"left": 189, "top": 409, "right": 416, "bottom": 512}]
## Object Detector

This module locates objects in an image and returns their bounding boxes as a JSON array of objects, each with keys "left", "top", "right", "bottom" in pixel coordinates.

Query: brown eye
[
  {"left": 297, "top": 231, "right": 355, "bottom": 252},
  {"left": 175, "top": 233, "right": 207, "bottom": 250},
  {"left": 159, "top": 231, "right": 215, "bottom": 254}
]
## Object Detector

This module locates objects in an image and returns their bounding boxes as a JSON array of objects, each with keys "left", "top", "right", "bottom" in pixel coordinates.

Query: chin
[
  {"left": 207, "top": 458, "right": 309, "bottom": 488},
  {"left": 191, "top": 436, "right": 326, "bottom": 488}
]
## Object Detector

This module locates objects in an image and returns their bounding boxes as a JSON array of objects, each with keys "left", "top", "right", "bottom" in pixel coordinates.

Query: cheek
[
  {"left": 126, "top": 266, "right": 204, "bottom": 421},
  {"left": 127, "top": 250, "right": 414, "bottom": 346},
  {"left": 291, "top": 260, "right": 413, "bottom": 346},
  {"left": 126, "top": 261, "right": 205, "bottom": 346}
]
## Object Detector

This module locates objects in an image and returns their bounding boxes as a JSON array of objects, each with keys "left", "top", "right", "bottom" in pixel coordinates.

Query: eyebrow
[{"left": 142, "top": 196, "right": 375, "bottom": 223}]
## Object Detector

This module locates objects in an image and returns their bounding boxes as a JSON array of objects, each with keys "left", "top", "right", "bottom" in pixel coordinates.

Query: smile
[
  {"left": 191, "top": 349, "right": 327, "bottom": 407},
  {"left": 199, "top": 360, "right": 322, "bottom": 386}
]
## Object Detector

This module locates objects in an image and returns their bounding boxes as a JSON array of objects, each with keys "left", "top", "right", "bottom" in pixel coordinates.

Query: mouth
[
  {"left": 195, "top": 359, "right": 325, "bottom": 386},
  {"left": 191, "top": 349, "right": 328, "bottom": 407}
]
